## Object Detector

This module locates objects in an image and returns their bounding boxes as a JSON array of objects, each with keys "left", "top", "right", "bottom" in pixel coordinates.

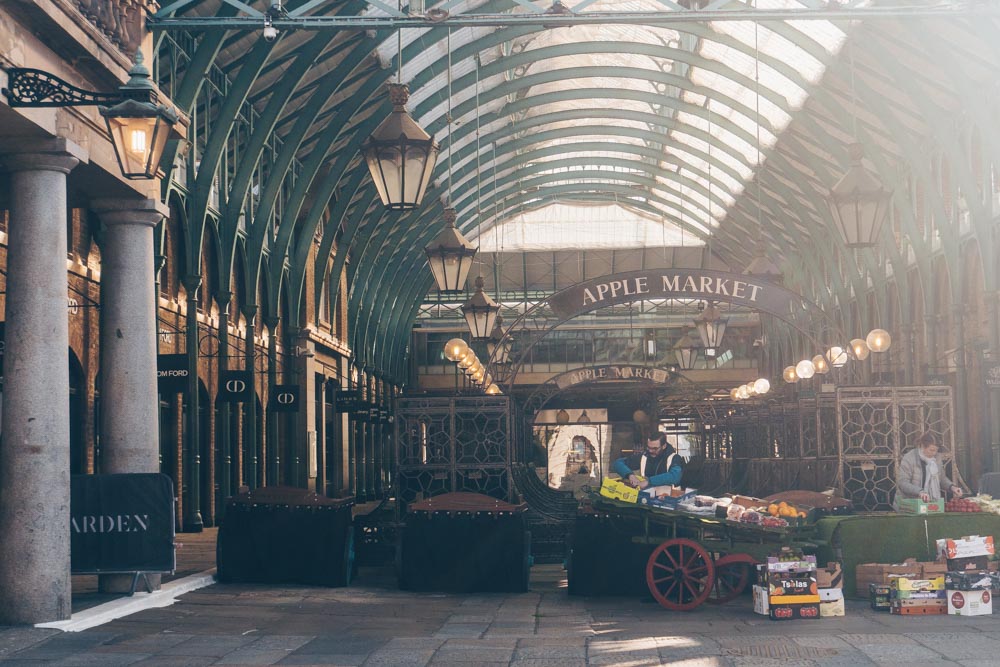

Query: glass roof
[{"left": 372, "top": 0, "right": 850, "bottom": 249}]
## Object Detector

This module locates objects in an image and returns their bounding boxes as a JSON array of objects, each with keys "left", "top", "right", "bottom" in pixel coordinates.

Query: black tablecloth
[
  {"left": 567, "top": 513, "right": 655, "bottom": 596},
  {"left": 399, "top": 512, "right": 530, "bottom": 593},
  {"left": 217, "top": 488, "right": 354, "bottom": 586}
]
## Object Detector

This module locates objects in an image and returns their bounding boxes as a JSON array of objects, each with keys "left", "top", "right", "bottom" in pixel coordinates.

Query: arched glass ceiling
[
  {"left": 373, "top": 0, "right": 849, "bottom": 239},
  {"left": 477, "top": 202, "right": 705, "bottom": 251}
]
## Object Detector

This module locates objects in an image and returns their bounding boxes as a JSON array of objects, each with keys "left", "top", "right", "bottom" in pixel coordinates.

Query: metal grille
[
  {"left": 395, "top": 396, "right": 513, "bottom": 515},
  {"left": 837, "top": 386, "right": 959, "bottom": 511}
]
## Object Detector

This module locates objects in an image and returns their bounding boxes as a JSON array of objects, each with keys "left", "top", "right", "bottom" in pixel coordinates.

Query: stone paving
[{"left": 4, "top": 565, "right": 1000, "bottom": 666}]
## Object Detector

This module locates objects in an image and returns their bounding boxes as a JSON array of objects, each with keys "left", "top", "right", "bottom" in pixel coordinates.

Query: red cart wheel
[
  {"left": 707, "top": 553, "right": 756, "bottom": 604},
  {"left": 645, "top": 538, "right": 715, "bottom": 611}
]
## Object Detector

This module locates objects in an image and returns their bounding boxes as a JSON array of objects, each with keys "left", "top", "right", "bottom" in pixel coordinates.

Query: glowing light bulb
[
  {"left": 754, "top": 378, "right": 770, "bottom": 394},
  {"left": 812, "top": 354, "right": 829, "bottom": 375},
  {"left": 795, "top": 359, "right": 816, "bottom": 379},
  {"left": 783, "top": 366, "right": 799, "bottom": 383},
  {"left": 866, "top": 328, "right": 891, "bottom": 353},
  {"left": 850, "top": 338, "right": 870, "bottom": 361}
]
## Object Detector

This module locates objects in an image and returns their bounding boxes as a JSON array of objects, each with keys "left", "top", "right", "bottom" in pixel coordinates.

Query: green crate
[{"left": 897, "top": 498, "right": 944, "bottom": 515}]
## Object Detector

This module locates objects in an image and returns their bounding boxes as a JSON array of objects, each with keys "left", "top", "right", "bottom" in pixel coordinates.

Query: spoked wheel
[
  {"left": 645, "top": 538, "right": 715, "bottom": 611},
  {"left": 706, "top": 553, "right": 756, "bottom": 604}
]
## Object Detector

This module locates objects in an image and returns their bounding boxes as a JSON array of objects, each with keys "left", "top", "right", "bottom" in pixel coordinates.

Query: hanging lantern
[
  {"left": 850, "top": 338, "right": 870, "bottom": 361},
  {"left": 461, "top": 275, "right": 501, "bottom": 340},
  {"left": 783, "top": 366, "right": 799, "bottom": 383},
  {"left": 866, "top": 328, "right": 892, "bottom": 353},
  {"left": 694, "top": 302, "right": 728, "bottom": 356},
  {"left": 827, "top": 346, "right": 848, "bottom": 368},
  {"left": 556, "top": 409, "right": 570, "bottom": 425},
  {"left": 795, "top": 359, "right": 816, "bottom": 379},
  {"left": 487, "top": 315, "right": 514, "bottom": 365},
  {"left": 673, "top": 332, "right": 700, "bottom": 370},
  {"left": 100, "top": 52, "right": 180, "bottom": 180},
  {"left": 828, "top": 143, "right": 892, "bottom": 248},
  {"left": 578, "top": 409, "right": 591, "bottom": 424},
  {"left": 743, "top": 239, "right": 784, "bottom": 284},
  {"left": 811, "top": 354, "right": 830, "bottom": 375},
  {"left": 443, "top": 337, "right": 469, "bottom": 362},
  {"left": 425, "top": 207, "right": 477, "bottom": 292},
  {"left": 361, "top": 83, "right": 439, "bottom": 210}
]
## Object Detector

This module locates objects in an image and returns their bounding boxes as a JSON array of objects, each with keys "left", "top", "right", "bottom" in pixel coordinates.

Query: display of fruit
[
  {"left": 766, "top": 501, "right": 808, "bottom": 520},
  {"left": 945, "top": 498, "right": 982, "bottom": 513}
]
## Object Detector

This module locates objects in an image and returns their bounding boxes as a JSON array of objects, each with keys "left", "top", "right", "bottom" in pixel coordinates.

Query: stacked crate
[
  {"left": 752, "top": 548, "right": 820, "bottom": 620},
  {"left": 939, "top": 536, "right": 995, "bottom": 617}
]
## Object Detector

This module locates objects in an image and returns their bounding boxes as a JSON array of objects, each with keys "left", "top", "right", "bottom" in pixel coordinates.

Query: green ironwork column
[
  {"left": 183, "top": 275, "right": 203, "bottom": 532},
  {"left": 243, "top": 304, "right": 259, "bottom": 488},
  {"left": 217, "top": 291, "right": 233, "bottom": 512},
  {"left": 266, "top": 316, "right": 280, "bottom": 485}
]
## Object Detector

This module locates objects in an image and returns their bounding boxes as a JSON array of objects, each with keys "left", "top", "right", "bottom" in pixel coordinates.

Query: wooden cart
[{"left": 585, "top": 495, "right": 820, "bottom": 611}]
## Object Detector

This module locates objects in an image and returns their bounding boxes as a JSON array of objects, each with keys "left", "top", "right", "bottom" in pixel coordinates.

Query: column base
[{"left": 183, "top": 512, "right": 204, "bottom": 533}]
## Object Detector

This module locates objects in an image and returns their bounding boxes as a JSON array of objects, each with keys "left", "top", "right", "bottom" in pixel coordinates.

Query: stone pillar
[
  {"left": 93, "top": 198, "right": 167, "bottom": 591},
  {"left": 0, "top": 139, "right": 86, "bottom": 624}
]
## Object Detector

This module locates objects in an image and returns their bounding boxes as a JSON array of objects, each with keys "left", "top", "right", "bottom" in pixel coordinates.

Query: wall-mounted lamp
[{"left": 3, "top": 52, "right": 181, "bottom": 180}]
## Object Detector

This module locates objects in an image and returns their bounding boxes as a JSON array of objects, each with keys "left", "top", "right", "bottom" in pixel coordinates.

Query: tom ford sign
[
  {"left": 546, "top": 269, "right": 805, "bottom": 321},
  {"left": 554, "top": 365, "right": 672, "bottom": 390}
]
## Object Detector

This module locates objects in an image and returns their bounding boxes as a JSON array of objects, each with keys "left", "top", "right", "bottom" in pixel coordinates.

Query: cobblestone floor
[{"left": 4, "top": 565, "right": 1000, "bottom": 666}]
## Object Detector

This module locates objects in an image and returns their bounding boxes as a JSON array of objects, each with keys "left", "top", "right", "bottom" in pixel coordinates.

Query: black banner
[
  {"left": 157, "top": 353, "right": 189, "bottom": 393},
  {"left": 219, "top": 370, "right": 253, "bottom": 402},
  {"left": 269, "top": 384, "right": 300, "bottom": 412},
  {"left": 70, "top": 473, "right": 175, "bottom": 574}
]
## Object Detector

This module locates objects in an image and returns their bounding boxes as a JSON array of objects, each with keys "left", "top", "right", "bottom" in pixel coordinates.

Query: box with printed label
[
  {"left": 891, "top": 576, "right": 945, "bottom": 591},
  {"left": 890, "top": 601, "right": 947, "bottom": 615},
  {"left": 819, "top": 587, "right": 843, "bottom": 602},
  {"left": 947, "top": 589, "right": 993, "bottom": 616},
  {"left": 599, "top": 478, "right": 639, "bottom": 503},
  {"left": 820, "top": 597, "right": 845, "bottom": 617},
  {"left": 767, "top": 573, "right": 817, "bottom": 598},
  {"left": 947, "top": 555, "right": 990, "bottom": 572},
  {"left": 816, "top": 562, "right": 843, "bottom": 589},
  {"left": 936, "top": 536, "right": 995, "bottom": 560},
  {"left": 870, "top": 583, "right": 892, "bottom": 610},
  {"left": 855, "top": 561, "right": 922, "bottom": 597},
  {"left": 945, "top": 571, "right": 992, "bottom": 591},
  {"left": 752, "top": 585, "right": 769, "bottom": 615},
  {"left": 891, "top": 589, "right": 945, "bottom": 600},
  {"left": 766, "top": 555, "right": 817, "bottom": 573},
  {"left": 638, "top": 488, "right": 696, "bottom": 509},
  {"left": 897, "top": 497, "right": 944, "bottom": 514},
  {"left": 768, "top": 603, "right": 820, "bottom": 621}
]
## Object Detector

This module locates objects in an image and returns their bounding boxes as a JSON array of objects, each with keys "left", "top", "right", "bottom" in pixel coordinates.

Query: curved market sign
[
  {"left": 545, "top": 269, "right": 808, "bottom": 321},
  {"left": 552, "top": 365, "right": 674, "bottom": 390}
]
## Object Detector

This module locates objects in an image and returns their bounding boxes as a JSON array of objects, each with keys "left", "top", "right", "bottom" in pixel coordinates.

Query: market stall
[{"left": 398, "top": 492, "right": 531, "bottom": 593}]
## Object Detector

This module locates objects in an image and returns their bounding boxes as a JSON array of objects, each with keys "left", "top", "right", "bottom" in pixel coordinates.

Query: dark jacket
[{"left": 613, "top": 444, "right": 684, "bottom": 487}]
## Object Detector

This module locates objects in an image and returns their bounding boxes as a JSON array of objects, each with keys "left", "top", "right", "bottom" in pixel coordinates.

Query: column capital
[
  {"left": 91, "top": 198, "right": 168, "bottom": 228},
  {"left": 0, "top": 137, "right": 87, "bottom": 174}
]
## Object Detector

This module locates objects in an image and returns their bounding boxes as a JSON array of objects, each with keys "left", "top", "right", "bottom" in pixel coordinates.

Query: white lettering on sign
[
  {"left": 67, "top": 298, "right": 79, "bottom": 315},
  {"left": 276, "top": 392, "right": 296, "bottom": 404},
  {"left": 226, "top": 379, "right": 247, "bottom": 394},
  {"left": 582, "top": 277, "right": 651, "bottom": 306},
  {"left": 71, "top": 514, "right": 150, "bottom": 533}
]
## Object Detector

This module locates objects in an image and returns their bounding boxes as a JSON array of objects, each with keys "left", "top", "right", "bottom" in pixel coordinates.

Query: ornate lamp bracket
[{"left": 3, "top": 68, "right": 125, "bottom": 107}]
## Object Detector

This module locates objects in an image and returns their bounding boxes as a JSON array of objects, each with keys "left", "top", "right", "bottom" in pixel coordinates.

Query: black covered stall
[
  {"left": 217, "top": 486, "right": 354, "bottom": 586},
  {"left": 399, "top": 492, "right": 531, "bottom": 593},
  {"left": 567, "top": 511, "right": 655, "bottom": 597}
]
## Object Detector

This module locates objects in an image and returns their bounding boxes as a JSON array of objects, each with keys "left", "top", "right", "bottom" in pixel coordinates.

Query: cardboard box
[
  {"left": 599, "top": 478, "right": 639, "bottom": 503},
  {"left": 767, "top": 573, "right": 818, "bottom": 598},
  {"left": 948, "top": 589, "right": 993, "bottom": 616},
  {"left": 891, "top": 601, "right": 947, "bottom": 615},
  {"left": 752, "top": 585, "right": 770, "bottom": 615},
  {"left": 870, "top": 583, "right": 892, "bottom": 610},
  {"left": 936, "top": 536, "right": 995, "bottom": 560},
  {"left": 638, "top": 488, "right": 696, "bottom": 509},
  {"left": 897, "top": 498, "right": 944, "bottom": 514},
  {"left": 891, "top": 589, "right": 945, "bottom": 600},
  {"left": 891, "top": 576, "right": 945, "bottom": 592},
  {"left": 945, "top": 571, "right": 992, "bottom": 591},
  {"left": 819, "top": 587, "right": 843, "bottom": 602},
  {"left": 919, "top": 561, "right": 948, "bottom": 577},
  {"left": 947, "top": 555, "right": 991, "bottom": 572},
  {"left": 766, "top": 555, "right": 817, "bottom": 573},
  {"left": 816, "top": 562, "right": 843, "bottom": 589},
  {"left": 820, "top": 597, "right": 845, "bottom": 617},
  {"left": 768, "top": 602, "right": 820, "bottom": 620}
]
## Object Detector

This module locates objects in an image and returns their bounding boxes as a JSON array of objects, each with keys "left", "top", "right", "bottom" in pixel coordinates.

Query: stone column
[
  {"left": 92, "top": 197, "right": 167, "bottom": 592},
  {"left": 0, "top": 138, "right": 86, "bottom": 624}
]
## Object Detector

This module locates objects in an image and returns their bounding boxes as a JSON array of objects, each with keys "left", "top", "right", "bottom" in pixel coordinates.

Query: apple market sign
[
  {"left": 554, "top": 365, "right": 672, "bottom": 390},
  {"left": 546, "top": 269, "right": 806, "bottom": 321}
]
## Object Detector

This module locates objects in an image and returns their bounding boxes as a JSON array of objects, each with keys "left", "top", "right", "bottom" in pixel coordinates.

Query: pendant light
[
  {"left": 362, "top": 23, "right": 438, "bottom": 210},
  {"left": 488, "top": 314, "right": 513, "bottom": 365},
  {"left": 694, "top": 302, "right": 727, "bottom": 356},
  {"left": 673, "top": 332, "right": 700, "bottom": 371},
  {"left": 424, "top": 30, "right": 476, "bottom": 291},
  {"left": 578, "top": 409, "right": 591, "bottom": 424},
  {"left": 828, "top": 43, "right": 891, "bottom": 247},
  {"left": 462, "top": 275, "right": 500, "bottom": 340}
]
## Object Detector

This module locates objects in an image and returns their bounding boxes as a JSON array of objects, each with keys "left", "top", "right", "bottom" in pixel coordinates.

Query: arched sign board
[
  {"left": 546, "top": 269, "right": 809, "bottom": 322},
  {"left": 554, "top": 365, "right": 673, "bottom": 390}
]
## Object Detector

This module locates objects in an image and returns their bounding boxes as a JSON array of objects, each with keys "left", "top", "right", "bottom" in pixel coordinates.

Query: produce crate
[{"left": 897, "top": 498, "right": 944, "bottom": 515}]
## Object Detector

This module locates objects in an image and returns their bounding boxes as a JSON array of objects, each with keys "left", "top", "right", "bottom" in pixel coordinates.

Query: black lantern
[
  {"left": 743, "top": 239, "right": 784, "bottom": 284},
  {"left": 461, "top": 275, "right": 500, "bottom": 340},
  {"left": 99, "top": 52, "right": 179, "bottom": 180},
  {"left": 694, "top": 302, "right": 727, "bottom": 356},
  {"left": 487, "top": 315, "right": 513, "bottom": 365},
  {"left": 673, "top": 332, "right": 700, "bottom": 371},
  {"left": 361, "top": 83, "right": 439, "bottom": 211},
  {"left": 828, "top": 143, "right": 892, "bottom": 248},
  {"left": 425, "top": 207, "right": 477, "bottom": 292}
]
